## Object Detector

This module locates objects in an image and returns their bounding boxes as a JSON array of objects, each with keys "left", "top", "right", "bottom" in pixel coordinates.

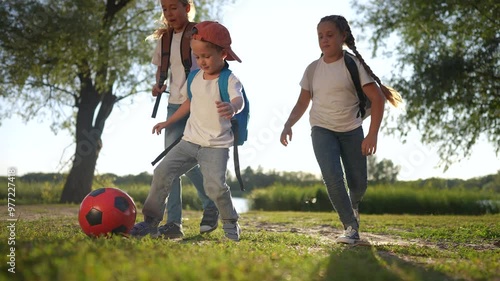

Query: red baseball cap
[{"left": 192, "top": 21, "right": 241, "bottom": 63}]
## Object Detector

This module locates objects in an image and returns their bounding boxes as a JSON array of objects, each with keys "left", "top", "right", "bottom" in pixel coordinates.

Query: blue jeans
[
  {"left": 142, "top": 140, "right": 239, "bottom": 223},
  {"left": 311, "top": 126, "right": 367, "bottom": 230},
  {"left": 162, "top": 103, "right": 216, "bottom": 224}
]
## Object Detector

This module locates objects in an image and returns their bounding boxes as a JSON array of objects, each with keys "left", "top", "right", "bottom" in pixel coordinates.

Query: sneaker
[
  {"left": 129, "top": 220, "right": 160, "bottom": 238},
  {"left": 158, "top": 222, "right": 184, "bottom": 239},
  {"left": 222, "top": 222, "right": 241, "bottom": 241},
  {"left": 353, "top": 208, "right": 360, "bottom": 224},
  {"left": 336, "top": 226, "right": 360, "bottom": 244},
  {"left": 200, "top": 208, "right": 219, "bottom": 234}
]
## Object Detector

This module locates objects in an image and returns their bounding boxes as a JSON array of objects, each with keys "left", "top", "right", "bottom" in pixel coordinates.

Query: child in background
[
  {"left": 145, "top": 0, "right": 218, "bottom": 239},
  {"left": 280, "top": 15, "right": 402, "bottom": 244},
  {"left": 133, "top": 21, "right": 244, "bottom": 241}
]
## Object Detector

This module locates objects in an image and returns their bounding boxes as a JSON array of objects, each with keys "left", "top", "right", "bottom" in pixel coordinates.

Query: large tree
[
  {"left": 352, "top": 0, "right": 499, "bottom": 169},
  {"left": 0, "top": 0, "right": 231, "bottom": 203}
]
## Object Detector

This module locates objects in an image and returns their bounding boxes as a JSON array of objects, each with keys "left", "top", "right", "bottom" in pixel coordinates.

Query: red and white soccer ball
[{"left": 78, "top": 187, "right": 137, "bottom": 237}]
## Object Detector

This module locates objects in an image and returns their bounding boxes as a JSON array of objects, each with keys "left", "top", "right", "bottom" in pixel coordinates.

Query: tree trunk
[
  {"left": 60, "top": 87, "right": 116, "bottom": 203},
  {"left": 60, "top": 86, "right": 101, "bottom": 203}
]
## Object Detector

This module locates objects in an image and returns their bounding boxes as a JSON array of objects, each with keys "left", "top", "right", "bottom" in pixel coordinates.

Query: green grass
[{"left": 0, "top": 205, "right": 498, "bottom": 281}]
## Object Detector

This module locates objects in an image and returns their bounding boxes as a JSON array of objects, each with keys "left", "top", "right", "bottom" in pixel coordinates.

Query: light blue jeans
[
  {"left": 162, "top": 103, "right": 216, "bottom": 224},
  {"left": 142, "top": 139, "right": 239, "bottom": 223},
  {"left": 311, "top": 126, "right": 367, "bottom": 230}
]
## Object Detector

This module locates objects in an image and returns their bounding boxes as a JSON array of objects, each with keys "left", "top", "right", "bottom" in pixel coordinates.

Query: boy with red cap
[{"left": 132, "top": 21, "right": 244, "bottom": 241}]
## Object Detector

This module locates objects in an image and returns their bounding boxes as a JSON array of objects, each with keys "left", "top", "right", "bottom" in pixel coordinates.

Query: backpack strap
[
  {"left": 180, "top": 22, "right": 197, "bottom": 78},
  {"left": 151, "top": 28, "right": 175, "bottom": 118},
  {"left": 151, "top": 134, "right": 182, "bottom": 166},
  {"left": 343, "top": 50, "right": 369, "bottom": 118},
  {"left": 186, "top": 69, "right": 200, "bottom": 100},
  {"left": 217, "top": 64, "right": 245, "bottom": 191},
  {"left": 306, "top": 59, "right": 320, "bottom": 98}
]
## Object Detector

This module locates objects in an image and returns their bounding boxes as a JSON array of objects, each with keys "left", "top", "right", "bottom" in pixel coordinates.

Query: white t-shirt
[
  {"left": 300, "top": 55, "right": 375, "bottom": 132},
  {"left": 151, "top": 32, "right": 198, "bottom": 104},
  {"left": 180, "top": 70, "right": 244, "bottom": 148}
]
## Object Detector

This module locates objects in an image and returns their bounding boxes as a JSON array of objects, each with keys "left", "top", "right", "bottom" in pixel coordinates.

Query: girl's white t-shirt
[
  {"left": 152, "top": 32, "right": 198, "bottom": 104},
  {"left": 180, "top": 70, "right": 244, "bottom": 148},
  {"left": 300, "top": 55, "right": 375, "bottom": 132}
]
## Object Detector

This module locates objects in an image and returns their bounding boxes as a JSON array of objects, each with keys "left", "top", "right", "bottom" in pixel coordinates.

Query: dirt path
[{"left": 5, "top": 205, "right": 496, "bottom": 251}]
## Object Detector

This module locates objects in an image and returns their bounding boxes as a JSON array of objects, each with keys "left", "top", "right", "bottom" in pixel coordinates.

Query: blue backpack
[{"left": 187, "top": 64, "right": 250, "bottom": 190}]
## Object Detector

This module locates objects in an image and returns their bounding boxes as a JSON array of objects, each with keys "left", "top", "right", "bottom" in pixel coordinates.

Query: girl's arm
[
  {"left": 361, "top": 82, "right": 385, "bottom": 155},
  {"left": 152, "top": 99, "right": 191, "bottom": 135},
  {"left": 280, "top": 88, "right": 312, "bottom": 146}
]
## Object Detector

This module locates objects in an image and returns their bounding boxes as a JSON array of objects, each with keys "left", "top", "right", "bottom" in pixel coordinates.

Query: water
[{"left": 232, "top": 197, "right": 250, "bottom": 213}]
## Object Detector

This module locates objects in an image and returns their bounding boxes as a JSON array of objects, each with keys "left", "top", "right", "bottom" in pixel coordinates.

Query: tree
[
  {"left": 0, "top": 0, "right": 232, "bottom": 203},
  {"left": 352, "top": 0, "right": 499, "bottom": 170},
  {"left": 367, "top": 156, "right": 400, "bottom": 184}
]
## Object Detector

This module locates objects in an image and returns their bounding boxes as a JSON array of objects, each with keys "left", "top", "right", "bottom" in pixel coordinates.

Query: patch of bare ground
[
  {"left": 248, "top": 221, "right": 499, "bottom": 251},
  {"left": 5, "top": 205, "right": 498, "bottom": 252},
  {"left": 2, "top": 204, "right": 80, "bottom": 221}
]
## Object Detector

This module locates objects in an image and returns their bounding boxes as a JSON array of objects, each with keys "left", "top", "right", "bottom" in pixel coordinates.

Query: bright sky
[{"left": 1, "top": 0, "right": 499, "bottom": 180}]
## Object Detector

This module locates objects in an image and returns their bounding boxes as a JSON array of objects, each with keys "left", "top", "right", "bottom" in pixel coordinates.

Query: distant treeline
[{"left": 14, "top": 167, "right": 500, "bottom": 195}]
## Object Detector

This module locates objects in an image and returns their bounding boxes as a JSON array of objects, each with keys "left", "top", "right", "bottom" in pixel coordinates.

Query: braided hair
[{"left": 319, "top": 15, "right": 403, "bottom": 108}]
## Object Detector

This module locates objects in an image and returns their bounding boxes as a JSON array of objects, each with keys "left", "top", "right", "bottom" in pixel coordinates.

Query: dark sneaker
[
  {"left": 129, "top": 221, "right": 160, "bottom": 238},
  {"left": 336, "top": 226, "right": 360, "bottom": 244},
  {"left": 222, "top": 222, "right": 241, "bottom": 241},
  {"left": 200, "top": 208, "right": 219, "bottom": 234},
  {"left": 158, "top": 222, "right": 184, "bottom": 239}
]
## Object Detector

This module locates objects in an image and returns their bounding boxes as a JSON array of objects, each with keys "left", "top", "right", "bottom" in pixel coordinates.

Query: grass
[{"left": 0, "top": 205, "right": 499, "bottom": 281}]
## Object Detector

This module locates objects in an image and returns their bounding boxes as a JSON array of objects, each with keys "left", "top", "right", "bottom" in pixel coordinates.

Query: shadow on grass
[{"left": 318, "top": 246, "right": 454, "bottom": 281}]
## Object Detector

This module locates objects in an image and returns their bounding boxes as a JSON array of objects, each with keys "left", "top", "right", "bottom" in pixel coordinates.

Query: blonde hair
[
  {"left": 319, "top": 15, "right": 403, "bottom": 108},
  {"left": 147, "top": 0, "right": 196, "bottom": 40}
]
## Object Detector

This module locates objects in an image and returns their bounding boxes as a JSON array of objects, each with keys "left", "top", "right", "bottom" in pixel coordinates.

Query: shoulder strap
[
  {"left": 344, "top": 50, "right": 367, "bottom": 118},
  {"left": 306, "top": 59, "right": 320, "bottom": 97},
  {"left": 160, "top": 28, "right": 175, "bottom": 84},
  {"left": 218, "top": 63, "right": 232, "bottom": 102},
  {"left": 186, "top": 69, "right": 200, "bottom": 100},
  {"left": 180, "top": 22, "right": 197, "bottom": 78},
  {"left": 217, "top": 63, "right": 245, "bottom": 191}
]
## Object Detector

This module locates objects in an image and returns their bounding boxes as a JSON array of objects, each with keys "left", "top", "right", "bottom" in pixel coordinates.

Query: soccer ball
[{"left": 78, "top": 187, "right": 137, "bottom": 237}]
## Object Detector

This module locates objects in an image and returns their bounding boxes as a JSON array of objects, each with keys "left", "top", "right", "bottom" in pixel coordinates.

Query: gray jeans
[{"left": 142, "top": 140, "right": 239, "bottom": 224}]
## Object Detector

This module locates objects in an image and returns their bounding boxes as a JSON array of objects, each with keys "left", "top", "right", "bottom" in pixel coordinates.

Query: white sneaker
[{"left": 336, "top": 226, "right": 360, "bottom": 244}]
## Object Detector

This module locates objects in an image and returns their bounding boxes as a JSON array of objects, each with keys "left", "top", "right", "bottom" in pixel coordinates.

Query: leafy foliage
[
  {"left": 352, "top": 0, "right": 499, "bottom": 169},
  {"left": 0, "top": 0, "right": 155, "bottom": 131}
]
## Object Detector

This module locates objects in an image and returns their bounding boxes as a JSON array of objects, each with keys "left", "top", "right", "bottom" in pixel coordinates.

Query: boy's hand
[
  {"left": 152, "top": 84, "right": 167, "bottom": 97},
  {"left": 152, "top": 122, "right": 168, "bottom": 135},
  {"left": 215, "top": 101, "right": 235, "bottom": 120}
]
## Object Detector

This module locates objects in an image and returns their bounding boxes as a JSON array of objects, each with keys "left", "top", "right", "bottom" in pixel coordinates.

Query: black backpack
[{"left": 305, "top": 50, "right": 371, "bottom": 119}]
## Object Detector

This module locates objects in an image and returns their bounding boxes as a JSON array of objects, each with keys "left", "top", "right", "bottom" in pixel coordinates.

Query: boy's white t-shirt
[
  {"left": 300, "top": 55, "right": 375, "bottom": 132},
  {"left": 180, "top": 70, "right": 244, "bottom": 148},
  {"left": 151, "top": 32, "right": 198, "bottom": 104}
]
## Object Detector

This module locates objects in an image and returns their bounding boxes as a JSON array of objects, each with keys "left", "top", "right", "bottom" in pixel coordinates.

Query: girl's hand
[
  {"left": 152, "top": 84, "right": 167, "bottom": 97},
  {"left": 280, "top": 125, "right": 293, "bottom": 147},
  {"left": 362, "top": 133, "right": 378, "bottom": 156},
  {"left": 152, "top": 122, "right": 168, "bottom": 135},
  {"left": 215, "top": 101, "right": 235, "bottom": 120}
]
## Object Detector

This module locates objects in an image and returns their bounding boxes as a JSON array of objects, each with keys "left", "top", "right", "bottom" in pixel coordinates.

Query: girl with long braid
[{"left": 280, "top": 15, "right": 402, "bottom": 244}]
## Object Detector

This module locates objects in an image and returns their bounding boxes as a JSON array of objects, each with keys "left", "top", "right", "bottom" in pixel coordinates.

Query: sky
[{"left": 1, "top": 0, "right": 499, "bottom": 181}]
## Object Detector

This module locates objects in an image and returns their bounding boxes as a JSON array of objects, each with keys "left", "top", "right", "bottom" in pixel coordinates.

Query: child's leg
[
  {"left": 142, "top": 140, "right": 198, "bottom": 222},
  {"left": 311, "top": 126, "right": 358, "bottom": 230},
  {"left": 163, "top": 103, "right": 189, "bottom": 225},
  {"left": 185, "top": 165, "right": 217, "bottom": 211},
  {"left": 338, "top": 126, "right": 367, "bottom": 211},
  {"left": 197, "top": 146, "right": 239, "bottom": 223}
]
